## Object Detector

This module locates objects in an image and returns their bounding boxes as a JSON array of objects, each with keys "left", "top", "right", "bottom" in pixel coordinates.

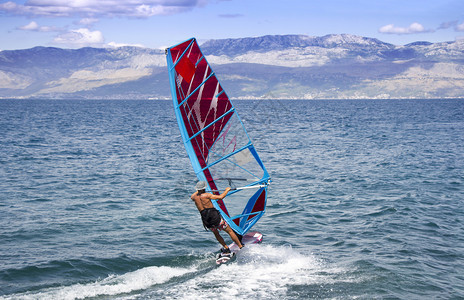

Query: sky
[{"left": 1, "top": 0, "right": 464, "bottom": 50}]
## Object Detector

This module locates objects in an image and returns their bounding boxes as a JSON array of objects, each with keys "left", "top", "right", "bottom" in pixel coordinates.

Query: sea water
[{"left": 0, "top": 99, "right": 463, "bottom": 299}]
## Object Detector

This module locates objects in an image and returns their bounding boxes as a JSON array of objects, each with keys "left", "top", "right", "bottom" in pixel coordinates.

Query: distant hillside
[
  {"left": 1, "top": 34, "right": 464, "bottom": 99},
  {"left": 201, "top": 34, "right": 394, "bottom": 56}
]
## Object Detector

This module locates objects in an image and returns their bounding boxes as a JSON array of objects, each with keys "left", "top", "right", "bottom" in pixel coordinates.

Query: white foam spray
[
  {"left": 2, "top": 244, "right": 352, "bottom": 299},
  {"left": 1, "top": 265, "right": 196, "bottom": 300},
  {"left": 149, "top": 243, "right": 350, "bottom": 299}
]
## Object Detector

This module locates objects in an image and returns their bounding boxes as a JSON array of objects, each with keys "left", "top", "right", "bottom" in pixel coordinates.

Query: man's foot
[
  {"left": 220, "top": 247, "right": 231, "bottom": 254},
  {"left": 239, "top": 244, "right": 245, "bottom": 249}
]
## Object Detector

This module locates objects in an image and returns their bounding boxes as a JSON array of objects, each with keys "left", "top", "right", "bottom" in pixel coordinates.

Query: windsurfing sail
[{"left": 165, "top": 38, "right": 271, "bottom": 235}]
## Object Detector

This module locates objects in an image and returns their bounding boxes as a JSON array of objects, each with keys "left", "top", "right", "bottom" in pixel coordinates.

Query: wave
[
  {"left": 1, "top": 244, "right": 350, "bottom": 299},
  {"left": 142, "top": 244, "right": 349, "bottom": 299},
  {"left": 1, "top": 264, "right": 196, "bottom": 300}
]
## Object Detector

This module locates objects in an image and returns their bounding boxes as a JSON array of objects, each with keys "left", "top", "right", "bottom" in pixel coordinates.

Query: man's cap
[{"left": 195, "top": 181, "right": 207, "bottom": 190}]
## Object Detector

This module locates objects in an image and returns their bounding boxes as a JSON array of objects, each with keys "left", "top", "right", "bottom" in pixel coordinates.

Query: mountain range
[{"left": 1, "top": 34, "right": 463, "bottom": 99}]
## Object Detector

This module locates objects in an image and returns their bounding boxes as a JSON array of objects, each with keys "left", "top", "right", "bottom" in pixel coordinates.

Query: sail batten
[
  {"left": 186, "top": 108, "right": 235, "bottom": 142},
  {"left": 200, "top": 143, "right": 253, "bottom": 173},
  {"left": 176, "top": 71, "right": 216, "bottom": 109},
  {"left": 166, "top": 37, "right": 270, "bottom": 235}
]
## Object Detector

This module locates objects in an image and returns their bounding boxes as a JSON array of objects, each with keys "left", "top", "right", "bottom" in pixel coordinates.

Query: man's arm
[
  {"left": 190, "top": 191, "right": 198, "bottom": 200},
  {"left": 209, "top": 187, "right": 231, "bottom": 200}
]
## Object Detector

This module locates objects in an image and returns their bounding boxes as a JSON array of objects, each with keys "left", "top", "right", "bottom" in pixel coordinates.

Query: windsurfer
[{"left": 191, "top": 181, "right": 244, "bottom": 252}]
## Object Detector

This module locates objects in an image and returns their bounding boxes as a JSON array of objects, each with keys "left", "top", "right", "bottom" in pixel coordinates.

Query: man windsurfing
[{"left": 191, "top": 181, "right": 244, "bottom": 254}]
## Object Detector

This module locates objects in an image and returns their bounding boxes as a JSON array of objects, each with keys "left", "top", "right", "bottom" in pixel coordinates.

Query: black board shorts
[{"left": 200, "top": 208, "right": 225, "bottom": 231}]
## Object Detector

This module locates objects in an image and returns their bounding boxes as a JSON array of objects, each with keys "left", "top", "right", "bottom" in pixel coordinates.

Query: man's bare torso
[{"left": 191, "top": 191, "right": 214, "bottom": 212}]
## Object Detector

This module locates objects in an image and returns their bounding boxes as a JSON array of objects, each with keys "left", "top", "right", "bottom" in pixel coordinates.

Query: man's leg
[
  {"left": 224, "top": 226, "right": 243, "bottom": 248},
  {"left": 212, "top": 230, "right": 228, "bottom": 248}
]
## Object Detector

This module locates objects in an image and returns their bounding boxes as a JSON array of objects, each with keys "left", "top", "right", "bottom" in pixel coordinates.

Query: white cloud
[
  {"left": 106, "top": 41, "right": 145, "bottom": 48},
  {"left": 17, "top": 21, "right": 60, "bottom": 32},
  {"left": 0, "top": 0, "right": 205, "bottom": 18},
  {"left": 78, "top": 18, "right": 99, "bottom": 26},
  {"left": 437, "top": 20, "right": 464, "bottom": 32},
  {"left": 379, "top": 22, "right": 430, "bottom": 34},
  {"left": 19, "top": 21, "right": 39, "bottom": 31},
  {"left": 456, "top": 22, "right": 464, "bottom": 32},
  {"left": 53, "top": 28, "right": 104, "bottom": 48},
  {"left": 0, "top": 1, "right": 18, "bottom": 11},
  {"left": 438, "top": 21, "right": 458, "bottom": 30},
  {"left": 218, "top": 13, "right": 243, "bottom": 18}
]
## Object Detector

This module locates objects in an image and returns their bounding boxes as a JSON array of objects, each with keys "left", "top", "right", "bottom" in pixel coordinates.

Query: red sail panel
[
  {"left": 172, "top": 40, "right": 234, "bottom": 169},
  {"left": 175, "top": 55, "right": 196, "bottom": 83},
  {"left": 170, "top": 38, "right": 235, "bottom": 215},
  {"left": 170, "top": 40, "right": 203, "bottom": 104},
  {"left": 248, "top": 189, "right": 266, "bottom": 221}
]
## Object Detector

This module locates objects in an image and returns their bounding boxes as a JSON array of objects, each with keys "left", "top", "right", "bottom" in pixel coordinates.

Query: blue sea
[{"left": 0, "top": 99, "right": 463, "bottom": 299}]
